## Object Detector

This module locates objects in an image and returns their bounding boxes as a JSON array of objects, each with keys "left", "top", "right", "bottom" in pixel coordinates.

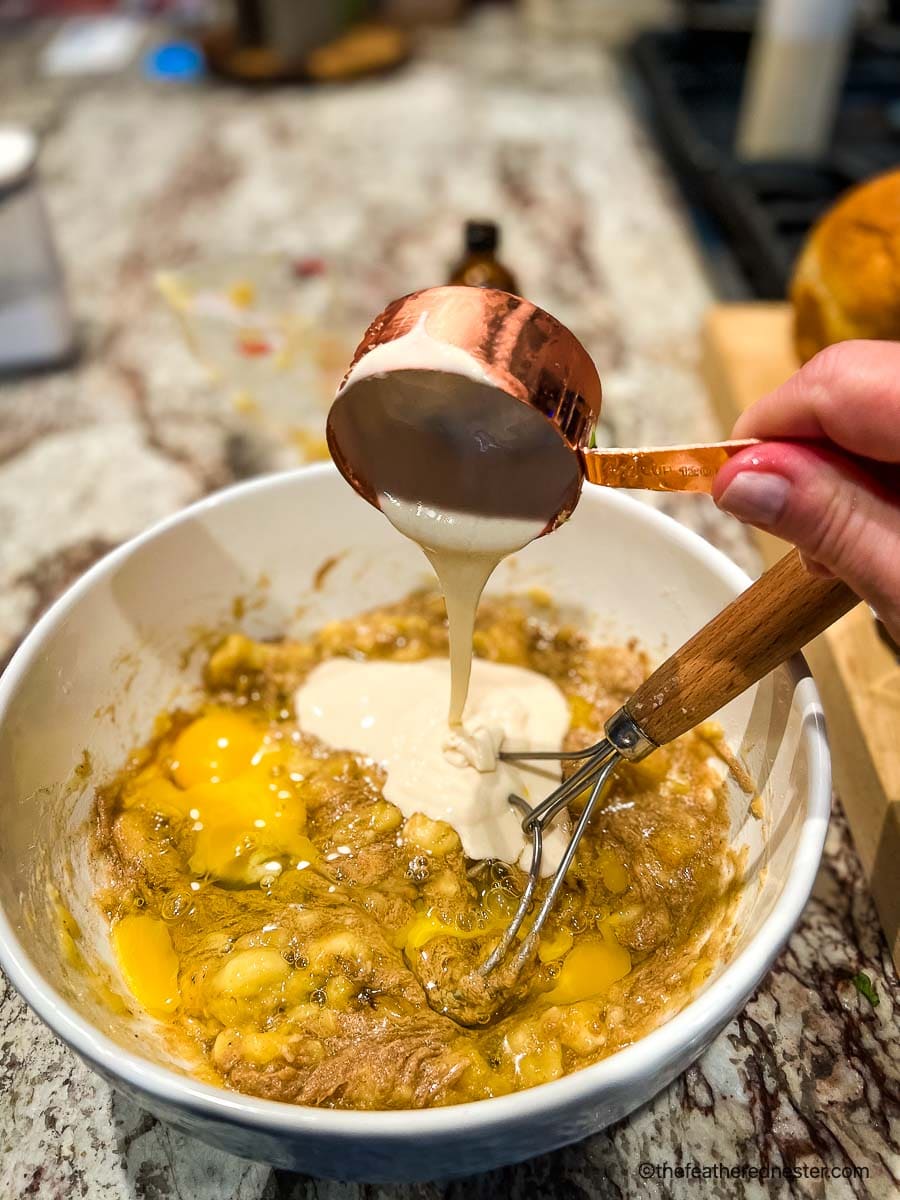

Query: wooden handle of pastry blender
[
  {"left": 624, "top": 549, "right": 858, "bottom": 749},
  {"left": 580, "top": 439, "right": 760, "bottom": 493}
]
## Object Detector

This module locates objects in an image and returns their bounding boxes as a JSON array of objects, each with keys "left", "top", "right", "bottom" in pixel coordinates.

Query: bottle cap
[
  {"left": 145, "top": 42, "right": 205, "bottom": 82},
  {"left": 465, "top": 220, "right": 499, "bottom": 254}
]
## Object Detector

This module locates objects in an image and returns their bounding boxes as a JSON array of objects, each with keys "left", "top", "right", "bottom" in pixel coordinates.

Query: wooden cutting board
[{"left": 703, "top": 302, "right": 900, "bottom": 972}]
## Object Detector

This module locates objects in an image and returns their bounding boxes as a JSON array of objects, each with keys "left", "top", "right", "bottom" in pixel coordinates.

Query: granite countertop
[{"left": 0, "top": 9, "right": 897, "bottom": 1199}]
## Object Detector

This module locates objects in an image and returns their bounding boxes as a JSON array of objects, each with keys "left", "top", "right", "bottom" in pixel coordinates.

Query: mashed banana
[{"left": 92, "top": 591, "right": 741, "bottom": 1109}]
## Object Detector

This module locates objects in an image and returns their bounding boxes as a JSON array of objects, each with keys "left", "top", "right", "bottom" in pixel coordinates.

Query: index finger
[{"left": 733, "top": 339, "right": 900, "bottom": 462}]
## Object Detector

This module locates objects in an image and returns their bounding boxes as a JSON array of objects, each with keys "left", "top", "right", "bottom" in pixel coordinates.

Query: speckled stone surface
[{"left": 0, "top": 9, "right": 897, "bottom": 1199}]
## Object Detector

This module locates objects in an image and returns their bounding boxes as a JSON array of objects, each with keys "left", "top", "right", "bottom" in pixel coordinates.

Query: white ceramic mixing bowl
[{"left": 0, "top": 465, "right": 830, "bottom": 1181}]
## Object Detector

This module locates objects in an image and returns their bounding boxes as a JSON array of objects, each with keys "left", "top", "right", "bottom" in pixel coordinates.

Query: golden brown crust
[{"left": 790, "top": 169, "right": 900, "bottom": 362}]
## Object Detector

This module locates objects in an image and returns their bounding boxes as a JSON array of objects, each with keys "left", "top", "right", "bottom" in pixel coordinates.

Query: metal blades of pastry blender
[{"left": 478, "top": 738, "right": 621, "bottom": 977}]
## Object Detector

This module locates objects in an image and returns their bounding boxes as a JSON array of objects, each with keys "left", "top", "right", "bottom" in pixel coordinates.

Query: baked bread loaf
[{"left": 790, "top": 169, "right": 900, "bottom": 363}]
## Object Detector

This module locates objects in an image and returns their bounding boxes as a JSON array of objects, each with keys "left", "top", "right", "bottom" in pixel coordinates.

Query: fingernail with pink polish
[{"left": 717, "top": 471, "right": 791, "bottom": 527}]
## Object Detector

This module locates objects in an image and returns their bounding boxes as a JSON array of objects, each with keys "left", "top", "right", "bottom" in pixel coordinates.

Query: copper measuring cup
[
  {"left": 326, "top": 285, "right": 757, "bottom": 526},
  {"left": 324, "top": 285, "right": 861, "bottom": 1023}
]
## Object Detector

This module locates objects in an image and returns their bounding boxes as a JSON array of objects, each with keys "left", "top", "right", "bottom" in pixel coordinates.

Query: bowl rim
[{"left": 0, "top": 463, "right": 830, "bottom": 1137}]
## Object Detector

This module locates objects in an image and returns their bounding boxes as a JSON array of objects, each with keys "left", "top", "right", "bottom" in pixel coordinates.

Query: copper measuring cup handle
[{"left": 580, "top": 439, "right": 761, "bottom": 494}]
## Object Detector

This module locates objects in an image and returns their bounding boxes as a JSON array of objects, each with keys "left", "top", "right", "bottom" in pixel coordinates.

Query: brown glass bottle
[{"left": 447, "top": 221, "right": 519, "bottom": 293}]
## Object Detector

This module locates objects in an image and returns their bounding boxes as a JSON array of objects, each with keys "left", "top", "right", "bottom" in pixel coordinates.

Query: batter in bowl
[{"left": 92, "top": 589, "right": 742, "bottom": 1109}]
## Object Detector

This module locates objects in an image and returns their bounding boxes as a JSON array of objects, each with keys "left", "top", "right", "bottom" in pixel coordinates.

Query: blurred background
[{"left": 1, "top": 0, "right": 898, "bottom": 547}]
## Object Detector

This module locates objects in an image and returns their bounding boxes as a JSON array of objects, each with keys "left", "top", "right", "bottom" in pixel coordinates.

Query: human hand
[{"left": 712, "top": 340, "right": 900, "bottom": 642}]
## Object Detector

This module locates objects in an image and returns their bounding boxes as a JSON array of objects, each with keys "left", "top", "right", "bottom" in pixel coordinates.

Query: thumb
[{"left": 713, "top": 443, "right": 900, "bottom": 639}]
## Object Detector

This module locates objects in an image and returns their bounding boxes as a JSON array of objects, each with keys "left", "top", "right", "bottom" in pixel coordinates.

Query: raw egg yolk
[
  {"left": 172, "top": 709, "right": 266, "bottom": 788},
  {"left": 165, "top": 711, "right": 309, "bottom": 881},
  {"left": 112, "top": 913, "right": 181, "bottom": 1016},
  {"left": 186, "top": 774, "right": 308, "bottom": 880},
  {"left": 546, "top": 923, "right": 631, "bottom": 1005}
]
